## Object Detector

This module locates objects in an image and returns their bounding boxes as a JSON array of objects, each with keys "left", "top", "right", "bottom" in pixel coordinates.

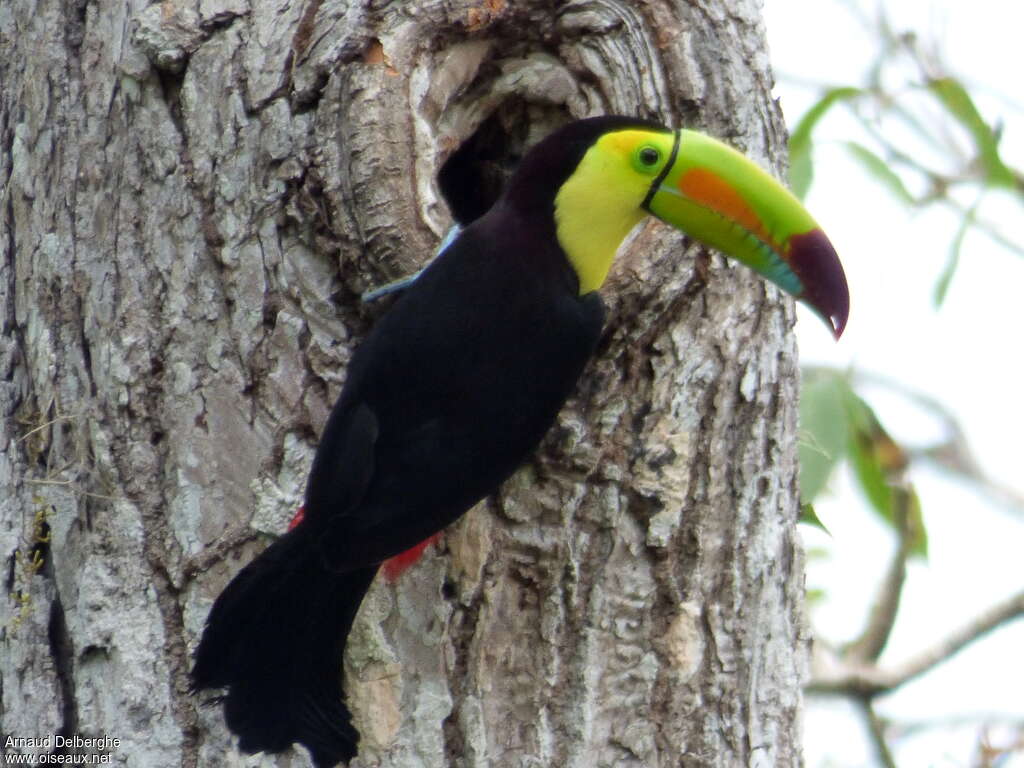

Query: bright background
[{"left": 762, "top": 1, "right": 1024, "bottom": 766}]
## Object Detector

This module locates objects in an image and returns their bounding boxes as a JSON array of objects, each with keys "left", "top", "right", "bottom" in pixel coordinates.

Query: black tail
[{"left": 191, "top": 526, "right": 378, "bottom": 767}]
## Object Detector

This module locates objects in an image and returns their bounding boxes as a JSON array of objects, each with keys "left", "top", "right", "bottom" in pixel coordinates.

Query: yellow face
[{"left": 553, "top": 129, "right": 677, "bottom": 294}]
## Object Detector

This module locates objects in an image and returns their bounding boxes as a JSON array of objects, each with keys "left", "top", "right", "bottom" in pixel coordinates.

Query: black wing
[{"left": 304, "top": 206, "right": 604, "bottom": 570}]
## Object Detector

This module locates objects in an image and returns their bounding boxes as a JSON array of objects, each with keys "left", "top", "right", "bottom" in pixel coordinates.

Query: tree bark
[{"left": 1, "top": 1, "right": 807, "bottom": 766}]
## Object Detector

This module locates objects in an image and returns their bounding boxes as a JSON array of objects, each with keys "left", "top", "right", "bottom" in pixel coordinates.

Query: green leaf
[
  {"left": 844, "top": 141, "right": 915, "bottom": 204},
  {"left": 902, "top": 486, "right": 928, "bottom": 559},
  {"left": 790, "top": 143, "right": 814, "bottom": 203},
  {"left": 845, "top": 397, "right": 895, "bottom": 523},
  {"left": 928, "top": 77, "right": 1015, "bottom": 189},
  {"left": 843, "top": 392, "right": 928, "bottom": 558},
  {"left": 789, "top": 87, "right": 862, "bottom": 199},
  {"left": 790, "top": 87, "right": 863, "bottom": 153},
  {"left": 800, "top": 369, "right": 930, "bottom": 557},
  {"left": 805, "top": 546, "right": 831, "bottom": 561},
  {"left": 799, "top": 368, "right": 853, "bottom": 503},
  {"left": 806, "top": 587, "right": 827, "bottom": 606},
  {"left": 800, "top": 503, "right": 831, "bottom": 535}
]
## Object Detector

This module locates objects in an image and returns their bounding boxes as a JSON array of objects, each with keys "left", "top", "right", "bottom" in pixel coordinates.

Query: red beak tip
[{"left": 788, "top": 229, "right": 849, "bottom": 341}]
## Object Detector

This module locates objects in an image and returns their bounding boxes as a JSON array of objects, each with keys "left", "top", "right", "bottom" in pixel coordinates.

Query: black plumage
[{"left": 192, "top": 116, "right": 658, "bottom": 766}]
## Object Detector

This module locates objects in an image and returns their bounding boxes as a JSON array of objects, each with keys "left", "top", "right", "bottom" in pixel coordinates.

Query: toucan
[{"left": 191, "top": 115, "right": 848, "bottom": 767}]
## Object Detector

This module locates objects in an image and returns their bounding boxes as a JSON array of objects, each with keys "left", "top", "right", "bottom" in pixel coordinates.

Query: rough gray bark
[{"left": 1, "top": 1, "right": 807, "bottom": 767}]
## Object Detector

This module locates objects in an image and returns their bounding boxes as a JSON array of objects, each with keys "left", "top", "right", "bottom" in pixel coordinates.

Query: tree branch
[
  {"left": 843, "top": 494, "right": 913, "bottom": 662},
  {"left": 885, "top": 588, "right": 1024, "bottom": 689},
  {"left": 810, "top": 587, "right": 1024, "bottom": 697}
]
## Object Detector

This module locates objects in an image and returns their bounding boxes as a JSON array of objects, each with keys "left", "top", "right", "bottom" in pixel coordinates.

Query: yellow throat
[{"left": 553, "top": 130, "right": 670, "bottom": 294}]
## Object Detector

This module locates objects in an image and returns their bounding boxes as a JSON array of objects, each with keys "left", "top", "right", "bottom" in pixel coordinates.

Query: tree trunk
[{"left": 1, "top": 1, "right": 807, "bottom": 766}]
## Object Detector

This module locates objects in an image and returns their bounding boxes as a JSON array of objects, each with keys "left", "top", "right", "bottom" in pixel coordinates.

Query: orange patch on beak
[{"left": 678, "top": 168, "right": 780, "bottom": 253}]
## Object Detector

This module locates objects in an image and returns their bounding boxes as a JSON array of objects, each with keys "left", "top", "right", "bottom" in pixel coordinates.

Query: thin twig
[
  {"left": 937, "top": 195, "right": 1024, "bottom": 256},
  {"left": 24, "top": 477, "right": 124, "bottom": 502},
  {"left": 843, "top": 495, "right": 912, "bottom": 662},
  {"left": 16, "top": 413, "right": 81, "bottom": 443},
  {"left": 861, "top": 698, "right": 900, "bottom": 768}
]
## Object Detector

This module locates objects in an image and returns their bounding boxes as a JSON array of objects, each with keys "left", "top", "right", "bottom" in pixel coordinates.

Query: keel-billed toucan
[{"left": 191, "top": 116, "right": 848, "bottom": 767}]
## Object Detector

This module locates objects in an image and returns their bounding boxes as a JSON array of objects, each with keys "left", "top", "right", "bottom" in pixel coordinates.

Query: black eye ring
[{"left": 638, "top": 146, "right": 661, "bottom": 167}]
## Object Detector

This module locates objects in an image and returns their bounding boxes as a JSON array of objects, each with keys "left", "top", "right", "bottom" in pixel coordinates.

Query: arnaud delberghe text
[{"left": 5, "top": 735, "right": 120, "bottom": 751}]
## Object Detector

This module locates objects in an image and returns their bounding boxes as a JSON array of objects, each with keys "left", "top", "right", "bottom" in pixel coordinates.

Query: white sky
[{"left": 762, "top": 1, "right": 1024, "bottom": 766}]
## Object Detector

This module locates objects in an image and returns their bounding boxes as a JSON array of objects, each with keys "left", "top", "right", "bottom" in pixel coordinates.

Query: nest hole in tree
[{"left": 437, "top": 98, "right": 571, "bottom": 225}]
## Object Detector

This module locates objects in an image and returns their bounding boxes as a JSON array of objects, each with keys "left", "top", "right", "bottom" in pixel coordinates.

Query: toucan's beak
[{"left": 644, "top": 130, "right": 849, "bottom": 338}]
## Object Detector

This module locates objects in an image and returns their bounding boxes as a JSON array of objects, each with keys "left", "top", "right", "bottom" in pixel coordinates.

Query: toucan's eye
[{"left": 638, "top": 146, "right": 661, "bottom": 168}]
